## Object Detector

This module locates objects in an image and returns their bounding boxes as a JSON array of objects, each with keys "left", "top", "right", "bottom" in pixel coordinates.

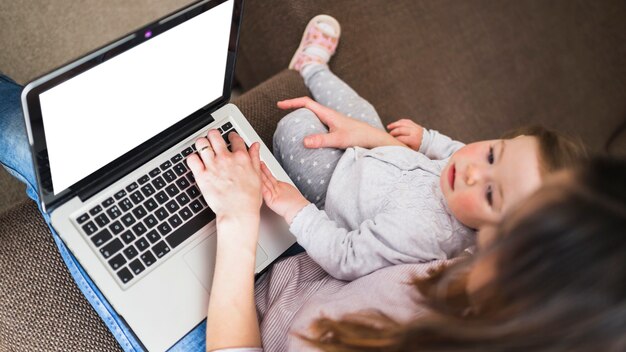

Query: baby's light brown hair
[{"left": 502, "top": 125, "right": 587, "bottom": 177}]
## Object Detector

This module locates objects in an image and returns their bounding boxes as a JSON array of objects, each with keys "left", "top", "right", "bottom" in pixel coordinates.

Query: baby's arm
[
  {"left": 388, "top": 119, "right": 464, "bottom": 159},
  {"left": 261, "top": 164, "right": 426, "bottom": 280},
  {"left": 290, "top": 206, "right": 431, "bottom": 280}
]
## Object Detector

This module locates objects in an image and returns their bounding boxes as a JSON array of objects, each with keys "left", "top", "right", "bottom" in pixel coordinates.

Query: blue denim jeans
[{"left": 0, "top": 74, "right": 206, "bottom": 351}]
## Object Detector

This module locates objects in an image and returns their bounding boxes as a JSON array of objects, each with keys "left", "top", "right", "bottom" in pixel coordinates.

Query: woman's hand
[
  {"left": 277, "top": 97, "right": 405, "bottom": 149},
  {"left": 186, "top": 129, "right": 263, "bottom": 225},
  {"left": 260, "top": 162, "right": 310, "bottom": 224},
  {"left": 387, "top": 119, "right": 424, "bottom": 151},
  {"left": 188, "top": 130, "right": 264, "bottom": 350}
]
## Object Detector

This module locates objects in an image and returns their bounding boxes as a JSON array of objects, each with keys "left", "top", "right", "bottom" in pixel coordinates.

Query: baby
[{"left": 260, "top": 15, "right": 584, "bottom": 280}]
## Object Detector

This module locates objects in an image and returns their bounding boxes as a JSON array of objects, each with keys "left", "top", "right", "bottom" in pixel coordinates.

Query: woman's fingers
[
  {"left": 229, "top": 132, "right": 246, "bottom": 153},
  {"left": 186, "top": 153, "right": 205, "bottom": 173},
  {"left": 206, "top": 129, "right": 229, "bottom": 155},
  {"left": 195, "top": 137, "right": 215, "bottom": 165},
  {"left": 248, "top": 142, "right": 261, "bottom": 173}
]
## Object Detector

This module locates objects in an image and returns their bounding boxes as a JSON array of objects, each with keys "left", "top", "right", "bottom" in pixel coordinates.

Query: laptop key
[
  {"left": 168, "top": 214, "right": 182, "bottom": 228},
  {"left": 155, "top": 207, "right": 169, "bottom": 221},
  {"left": 173, "top": 163, "right": 187, "bottom": 176},
  {"left": 117, "top": 267, "right": 134, "bottom": 284},
  {"left": 165, "top": 199, "right": 180, "bottom": 213},
  {"left": 144, "top": 198, "right": 158, "bottom": 212},
  {"left": 171, "top": 154, "right": 183, "bottom": 163},
  {"left": 141, "top": 183, "right": 155, "bottom": 197},
  {"left": 222, "top": 129, "right": 233, "bottom": 143},
  {"left": 155, "top": 191, "right": 169, "bottom": 204},
  {"left": 95, "top": 213, "right": 110, "bottom": 227},
  {"left": 109, "top": 221, "right": 124, "bottom": 235},
  {"left": 179, "top": 207, "right": 193, "bottom": 221},
  {"left": 132, "top": 205, "right": 147, "bottom": 219},
  {"left": 141, "top": 251, "right": 157, "bottom": 267},
  {"left": 126, "top": 182, "right": 138, "bottom": 193},
  {"left": 135, "top": 237, "right": 150, "bottom": 252},
  {"left": 106, "top": 205, "right": 122, "bottom": 220},
  {"left": 130, "top": 191, "right": 144, "bottom": 204},
  {"left": 102, "top": 197, "right": 115, "bottom": 208},
  {"left": 77, "top": 213, "right": 90, "bottom": 224},
  {"left": 89, "top": 205, "right": 103, "bottom": 216},
  {"left": 221, "top": 122, "right": 233, "bottom": 131},
  {"left": 146, "top": 229, "right": 161, "bottom": 244},
  {"left": 166, "top": 208, "right": 216, "bottom": 249},
  {"left": 187, "top": 185, "right": 200, "bottom": 199},
  {"left": 114, "top": 190, "right": 127, "bottom": 200},
  {"left": 148, "top": 168, "right": 161, "bottom": 177},
  {"left": 121, "top": 213, "right": 136, "bottom": 227},
  {"left": 176, "top": 177, "right": 190, "bottom": 190},
  {"left": 160, "top": 160, "right": 172, "bottom": 171},
  {"left": 132, "top": 222, "right": 147, "bottom": 236},
  {"left": 129, "top": 259, "right": 145, "bottom": 275},
  {"left": 186, "top": 172, "right": 195, "bottom": 183},
  {"left": 189, "top": 199, "right": 203, "bottom": 213},
  {"left": 153, "top": 241, "right": 170, "bottom": 258},
  {"left": 181, "top": 147, "right": 193, "bottom": 156},
  {"left": 100, "top": 238, "right": 123, "bottom": 258},
  {"left": 120, "top": 230, "right": 136, "bottom": 244},
  {"left": 165, "top": 184, "right": 179, "bottom": 197},
  {"left": 119, "top": 198, "right": 133, "bottom": 212},
  {"left": 158, "top": 222, "right": 172, "bottom": 236},
  {"left": 143, "top": 214, "right": 158, "bottom": 228},
  {"left": 92, "top": 229, "right": 112, "bottom": 247},
  {"left": 163, "top": 170, "right": 177, "bottom": 183},
  {"left": 176, "top": 193, "right": 190, "bottom": 206},
  {"left": 152, "top": 176, "right": 166, "bottom": 190},
  {"left": 108, "top": 253, "right": 127, "bottom": 270},
  {"left": 82, "top": 221, "right": 98, "bottom": 235},
  {"left": 123, "top": 245, "right": 139, "bottom": 260},
  {"left": 137, "top": 174, "right": 150, "bottom": 185}
]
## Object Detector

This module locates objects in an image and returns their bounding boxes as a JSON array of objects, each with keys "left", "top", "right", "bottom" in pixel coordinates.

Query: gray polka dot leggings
[{"left": 273, "top": 65, "right": 385, "bottom": 209}]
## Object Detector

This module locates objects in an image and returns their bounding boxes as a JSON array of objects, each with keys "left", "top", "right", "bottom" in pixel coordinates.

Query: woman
[
  {"left": 188, "top": 128, "right": 625, "bottom": 351},
  {"left": 1, "top": 72, "right": 623, "bottom": 351}
]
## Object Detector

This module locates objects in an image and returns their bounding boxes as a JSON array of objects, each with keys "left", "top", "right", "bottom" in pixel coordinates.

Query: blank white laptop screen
[{"left": 39, "top": 0, "right": 234, "bottom": 195}]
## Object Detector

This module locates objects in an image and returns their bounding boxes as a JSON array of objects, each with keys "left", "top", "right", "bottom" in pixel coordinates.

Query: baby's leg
[
  {"left": 273, "top": 108, "right": 343, "bottom": 208},
  {"left": 302, "top": 65, "right": 385, "bottom": 131}
]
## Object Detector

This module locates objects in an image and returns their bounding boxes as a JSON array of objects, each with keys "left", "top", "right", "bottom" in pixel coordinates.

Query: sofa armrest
[{"left": 232, "top": 69, "right": 308, "bottom": 149}]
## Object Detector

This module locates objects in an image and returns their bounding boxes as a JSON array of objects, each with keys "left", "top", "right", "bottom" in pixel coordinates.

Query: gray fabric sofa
[{"left": 1, "top": 1, "right": 625, "bottom": 350}]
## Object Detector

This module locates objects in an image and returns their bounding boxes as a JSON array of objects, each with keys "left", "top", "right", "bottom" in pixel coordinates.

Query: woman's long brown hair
[{"left": 301, "top": 157, "right": 626, "bottom": 352}]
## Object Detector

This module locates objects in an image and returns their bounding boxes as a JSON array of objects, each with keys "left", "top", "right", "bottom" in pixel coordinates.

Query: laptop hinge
[{"left": 75, "top": 108, "right": 219, "bottom": 203}]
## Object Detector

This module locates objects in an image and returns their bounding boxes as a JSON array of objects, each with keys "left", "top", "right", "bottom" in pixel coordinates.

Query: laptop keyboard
[{"left": 75, "top": 123, "right": 240, "bottom": 286}]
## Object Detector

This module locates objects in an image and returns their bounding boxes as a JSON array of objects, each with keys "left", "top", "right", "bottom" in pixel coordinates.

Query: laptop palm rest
[{"left": 184, "top": 232, "right": 268, "bottom": 293}]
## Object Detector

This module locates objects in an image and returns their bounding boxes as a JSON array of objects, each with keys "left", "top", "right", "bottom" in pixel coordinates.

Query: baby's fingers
[
  {"left": 389, "top": 126, "right": 411, "bottom": 137},
  {"left": 261, "top": 162, "right": 279, "bottom": 187}
]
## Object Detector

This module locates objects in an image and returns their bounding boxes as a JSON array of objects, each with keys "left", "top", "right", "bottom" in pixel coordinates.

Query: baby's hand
[
  {"left": 387, "top": 119, "right": 424, "bottom": 151},
  {"left": 260, "top": 162, "right": 310, "bottom": 224}
]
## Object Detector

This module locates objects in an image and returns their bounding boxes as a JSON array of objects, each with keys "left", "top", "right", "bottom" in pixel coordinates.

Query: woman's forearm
[{"left": 206, "top": 215, "right": 262, "bottom": 351}]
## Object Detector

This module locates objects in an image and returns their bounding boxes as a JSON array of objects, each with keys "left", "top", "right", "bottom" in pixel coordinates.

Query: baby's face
[{"left": 440, "top": 136, "right": 542, "bottom": 229}]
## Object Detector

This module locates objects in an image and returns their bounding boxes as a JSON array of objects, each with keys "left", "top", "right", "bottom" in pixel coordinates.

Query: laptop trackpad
[{"left": 184, "top": 235, "right": 268, "bottom": 293}]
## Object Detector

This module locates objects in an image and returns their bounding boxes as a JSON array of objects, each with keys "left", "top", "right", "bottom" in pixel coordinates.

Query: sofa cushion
[{"left": 235, "top": 0, "right": 626, "bottom": 153}]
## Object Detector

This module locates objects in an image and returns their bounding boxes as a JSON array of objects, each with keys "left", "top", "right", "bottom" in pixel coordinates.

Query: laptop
[{"left": 20, "top": 0, "right": 296, "bottom": 350}]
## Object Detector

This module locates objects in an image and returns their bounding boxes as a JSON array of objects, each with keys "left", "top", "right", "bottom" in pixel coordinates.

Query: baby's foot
[{"left": 288, "top": 15, "right": 341, "bottom": 74}]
